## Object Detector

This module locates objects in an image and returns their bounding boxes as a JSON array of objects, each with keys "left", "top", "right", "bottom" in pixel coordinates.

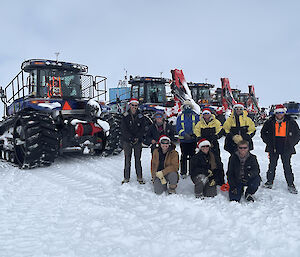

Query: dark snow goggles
[{"left": 160, "top": 139, "right": 170, "bottom": 144}]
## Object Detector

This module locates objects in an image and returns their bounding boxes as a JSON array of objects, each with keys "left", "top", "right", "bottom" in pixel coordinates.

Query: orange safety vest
[{"left": 275, "top": 121, "right": 287, "bottom": 137}]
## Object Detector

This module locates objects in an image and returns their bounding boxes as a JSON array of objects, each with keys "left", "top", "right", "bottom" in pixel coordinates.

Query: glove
[
  {"left": 196, "top": 174, "right": 208, "bottom": 184},
  {"left": 208, "top": 169, "right": 214, "bottom": 177},
  {"left": 209, "top": 179, "right": 216, "bottom": 187},
  {"left": 156, "top": 171, "right": 167, "bottom": 185},
  {"left": 131, "top": 138, "right": 139, "bottom": 145},
  {"left": 184, "top": 134, "right": 192, "bottom": 141},
  {"left": 232, "top": 134, "right": 243, "bottom": 144},
  {"left": 231, "top": 188, "right": 238, "bottom": 195}
]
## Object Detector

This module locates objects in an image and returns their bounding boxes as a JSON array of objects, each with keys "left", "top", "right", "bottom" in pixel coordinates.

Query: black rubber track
[
  {"left": 101, "top": 112, "right": 122, "bottom": 156},
  {"left": 13, "top": 111, "right": 59, "bottom": 168}
]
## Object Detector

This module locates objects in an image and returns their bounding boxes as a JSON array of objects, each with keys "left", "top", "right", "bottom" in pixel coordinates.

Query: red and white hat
[
  {"left": 274, "top": 104, "right": 286, "bottom": 114},
  {"left": 159, "top": 135, "right": 171, "bottom": 144},
  {"left": 129, "top": 98, "right": 139, "bottom": 105},
  {"left": 202, "top": 108, "right": 211, "bottom": 115},
  {"left": 197, "top": 138, "right": 211, "bottom": 149},
  {"left": 233, "top": 103, "right": 244, "bottom": 109}
]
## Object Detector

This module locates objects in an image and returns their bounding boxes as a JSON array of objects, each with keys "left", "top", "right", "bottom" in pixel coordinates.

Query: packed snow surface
[{"left": 0, "top": 126, "right": 300, "bottom": 257}]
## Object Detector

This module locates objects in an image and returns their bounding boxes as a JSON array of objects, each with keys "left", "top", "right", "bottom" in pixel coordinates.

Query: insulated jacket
[
  {"left": 223, "top": 110, "right": 256, "bottom": 153},
  {"left": 145, "top": 121, "right": 176, "bottom": 146},
  {"left": 190, "top": 150, "right": 221, "bottom": 182},
  {"left": 176, "top": 110, "right": 200, "bottom": 143},
  {"left": 121, "top": 109, "right": 145, "bottom": 143},
  {"left": 151, "top": 144, "right": 179, "bottom": 179},
  {"left": 261, "top": 115, "right": 300, "bottom": 155},
  {"left": 227, "top": 152, "right": 260, "bottom": 190},
  {"left": 194, "top": 114, "right": 224, "bottom": 147}
]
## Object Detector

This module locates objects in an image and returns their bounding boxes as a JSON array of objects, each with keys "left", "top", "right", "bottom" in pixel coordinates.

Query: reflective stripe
[
  {"left": 192, "top": 115, "right": 196, "bottom": 131},
  {"left": 275, "top": 121, "right": 287, "bottom": 137},
  {"left": 179, "top": 114, "right": 185, "bottom": 135}
]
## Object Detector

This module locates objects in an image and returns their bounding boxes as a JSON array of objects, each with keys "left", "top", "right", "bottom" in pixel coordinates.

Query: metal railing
[{"left": 1, "top": 71, "right": 108, "bottom": 117}]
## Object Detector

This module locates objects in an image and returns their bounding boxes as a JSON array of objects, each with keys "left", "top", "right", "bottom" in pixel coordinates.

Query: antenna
[{"left": 54, "top": 52, "right": 60, "bottom": 62}]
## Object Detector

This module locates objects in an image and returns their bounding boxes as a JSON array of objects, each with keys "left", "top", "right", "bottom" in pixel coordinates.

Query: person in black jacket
[
  {"left": 145, "top": 112, "right": 176, "bottom": 153},
  {"left": 121, "top": 98, "right": 145, "bottom": 184},
  {"left": 190, "top": 139, "right": 221, "bottom": 198},
  {"left": 261, "top": 105, "right": 300, "bottom": 194},
  {"left": 227, "top": 140, "right": 261, "bottom": 202}
]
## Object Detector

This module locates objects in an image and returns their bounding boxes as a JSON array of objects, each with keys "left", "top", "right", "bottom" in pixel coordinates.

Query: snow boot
[
  {"left": 288, "top": 184, "right": 298, "bottom": 194},
  {"left": 168, "top": 185, "right": 177, "bottom": 195},
  {"left": 137, "top": 178, "right": 146, "bottom": 185},
  {"left": 181, "top": 174, "right": 188, "bottom": 179},
  {"left": 245, "top": 193, "right": 255, "bottom": 202},
  {"left": 121, "top": 179, "right": 130, "bottom": 184},
  {"left": 264, "top": 181, "right": 273, "bottom": 189},
  {"left": 195, "top": 193, "right": 204, "bottom": 199}
]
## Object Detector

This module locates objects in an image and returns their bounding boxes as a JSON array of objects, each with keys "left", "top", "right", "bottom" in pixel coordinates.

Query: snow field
[{"left": 0, "top": 126, "right": 300, "bottom": 257}]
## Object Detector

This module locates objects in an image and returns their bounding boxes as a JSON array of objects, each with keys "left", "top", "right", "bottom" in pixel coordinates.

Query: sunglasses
[
  {"left": 131, "top": 104, "right": 138, "bottom": 107},
  {"left": 238, "top": 147, "right": 248, "bottom": 149},
  {"left": 235, "top": 108, "right": 244, "bottom": 111},
  {"left": 203, "top": 113, "right": 211, "bottom": 115},
  {"left": 201, "top": 145, "right": 210, "bottom": 148},
  {"left": 161, "top": 142, "right": 170, "bottom": 145},
  {"left": 275, "top": 112, "right": 284, "bottom": 114}
]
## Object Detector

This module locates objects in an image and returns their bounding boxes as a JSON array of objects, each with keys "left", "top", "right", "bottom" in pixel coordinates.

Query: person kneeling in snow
[
  {"left": 151, "top": 136, "right": 179, "bottom": 195},
  {"left": 190, "top": 139, "right": 221, "bottom": 198},
  {"left": 227, "top": 140, "right": 261, "bottom": 202}
]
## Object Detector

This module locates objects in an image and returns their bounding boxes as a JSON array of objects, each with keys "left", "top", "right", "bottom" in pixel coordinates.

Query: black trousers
[
  {"left": 179, "top": 142, "right": 197, "bottom": 175},
  {"left": 229, "top": 175, "right": 261, "bottom": 202},
  {"left": 267, "top": 152, "right": 294, "bottom": 186},
  {"left": 123, "top": 141, "right": 143, "bottom": 180}
]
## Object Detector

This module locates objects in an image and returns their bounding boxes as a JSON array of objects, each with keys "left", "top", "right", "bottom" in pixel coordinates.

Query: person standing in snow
[
  {"left": 190, "top": 139, "right": 220, "bottom": 198},
  {"left": 145, "top": 112, "right": 176, "bottom": 153},
  {"left": 223, "top": 103, "right": 256, "bottom": 154},
  {"left": 151, "top": 135, "right": 179, "bottom": 194},
  {"left": 227, "top": 140, "right": 261, "bottom": 202},
  {"left": 176, "top": 100, "right": 200, "bottom": 178},
  {"left": 121, "top": 98, "right": 146, "bottom": 185},
  {"left": 194, "top": 108, "right": 225, "bottom": 185},
  {"left": 261, "top": 104, "right": 300, "bottom": 194}
]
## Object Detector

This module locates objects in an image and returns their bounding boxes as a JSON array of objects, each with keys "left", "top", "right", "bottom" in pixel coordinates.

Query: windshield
[
  {"left": 191, "top": 87, "right": 210, "bottom": 101},
  {"left": 285, "top": 103, "right": 300, "bottom": 109},
  {"left": 146, "top": 82, "right": 166, "bottom": 103},
  {"left": 38, "top": 69, "right": 82, "bottom": 98}
]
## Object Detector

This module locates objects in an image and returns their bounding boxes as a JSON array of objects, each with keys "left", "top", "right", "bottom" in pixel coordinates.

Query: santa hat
[
  {"left": 129, "top": 98, "right": 139, "bottom": 105},
  {"left": 233, "top": 103, "right": 244, "bottom": 109},
  {"left": 274, "top": 104, "right": 286, "bottom": 114},
  {"left": 202, "top": 108, "right": 211, "bottom": 115},
  {"left": 197, "top": 138, "right": 211, "bottom": 149},
  {"left": 158, "top": 135, "right": 171, "bottom": 144}
]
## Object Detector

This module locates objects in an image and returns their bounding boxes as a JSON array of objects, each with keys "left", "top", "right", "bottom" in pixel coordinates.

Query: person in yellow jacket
[
  {"left": 194, "top": 108, "right": 225, "bottom": 185},
  {"left": 223, "top": 103, "right": 256, "bottom": 154}
]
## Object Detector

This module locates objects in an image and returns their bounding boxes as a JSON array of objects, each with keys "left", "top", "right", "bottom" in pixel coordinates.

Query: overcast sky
[{"left": 0, "top": 0, "right": 299, "bottom": 107}]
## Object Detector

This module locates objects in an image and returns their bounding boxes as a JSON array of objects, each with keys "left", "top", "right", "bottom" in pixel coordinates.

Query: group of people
[{"left": 121, "top": 98, "right": 300, "bottom": 202}]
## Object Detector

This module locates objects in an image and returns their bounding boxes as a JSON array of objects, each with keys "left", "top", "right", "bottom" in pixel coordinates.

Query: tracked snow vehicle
[{"left": 0, "top": 59, "right": 121, "bottom": 168}]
